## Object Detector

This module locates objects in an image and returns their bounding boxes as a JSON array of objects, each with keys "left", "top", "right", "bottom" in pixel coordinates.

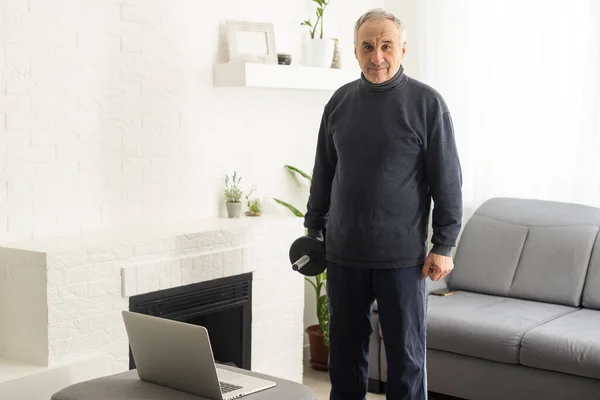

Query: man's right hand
[{"left": 421, "top": 251, "right": 454, "bottom": 280}]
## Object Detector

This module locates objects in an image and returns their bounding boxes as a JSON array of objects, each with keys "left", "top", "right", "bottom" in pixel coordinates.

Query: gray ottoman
[{"left": 51, "top": 365, "right": 317, "bottom": 400}]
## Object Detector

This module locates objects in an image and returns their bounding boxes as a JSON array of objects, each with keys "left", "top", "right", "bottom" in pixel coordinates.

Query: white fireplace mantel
[{"left": 0, "top": 214, "right": 305, "bottom": 399}]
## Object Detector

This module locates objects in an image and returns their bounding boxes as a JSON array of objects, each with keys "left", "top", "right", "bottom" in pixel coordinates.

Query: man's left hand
[{"left": 421, "top": 252, "right": 454, "bottom": 281}]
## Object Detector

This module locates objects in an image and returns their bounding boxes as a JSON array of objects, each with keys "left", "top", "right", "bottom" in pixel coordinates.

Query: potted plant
[
  {"left": 305, "top": 268, "right": 329, "bottom": 371},
  {"left": 224, "top": 171, "right": 243, "bottom": 218},
  {"left": 272, "top": 165, "right": 330, "bottom": 370},
  {"left": 301, "top": 0, "right": 334, "bottom": 68},
  {"left": 245, "top": 185, "right": 264, "bottom": 217}
]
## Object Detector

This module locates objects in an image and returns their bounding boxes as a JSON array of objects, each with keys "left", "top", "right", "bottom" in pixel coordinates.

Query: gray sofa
[{"left": 368, "top": 197, "right": 600, "bottom": 399}]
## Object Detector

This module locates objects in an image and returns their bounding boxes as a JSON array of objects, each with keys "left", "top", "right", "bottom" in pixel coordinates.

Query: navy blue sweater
[{"left": 304, "top": 66, "right": 463, "bottom": 268}]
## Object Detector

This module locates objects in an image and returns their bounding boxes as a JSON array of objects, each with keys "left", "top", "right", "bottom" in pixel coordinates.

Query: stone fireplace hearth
[{"left": 0, "top": 215, "right": 305, "bottom": 399}]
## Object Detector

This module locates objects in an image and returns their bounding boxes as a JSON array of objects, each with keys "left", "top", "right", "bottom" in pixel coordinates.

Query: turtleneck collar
[{"left": 358, "top": 65, "right": 407, "bottom": 95}]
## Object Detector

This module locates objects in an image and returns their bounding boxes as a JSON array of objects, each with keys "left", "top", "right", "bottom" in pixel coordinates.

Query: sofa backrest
[{"left": 448, "top": 197, "right": 600, "bottom": 307}]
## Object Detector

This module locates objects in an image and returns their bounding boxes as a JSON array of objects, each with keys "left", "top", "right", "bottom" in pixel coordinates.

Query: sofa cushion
[
  {"left": 520, "top": 309, "right": 600, "bottom": 379},
  {"left": 449, "top": 214, "right": 528, "bottom": 296},
  {"left": 507, "top": 225, "right": 598, "bottom": 307},
  {"left": 426, "top": 291, "right": 576, "bottom": 364},
  {"left": 582, "top": 234, "right": 600, "bottom": 310},
  {"left": 450, "top": 197, "right": 600, "bottom": 307}
]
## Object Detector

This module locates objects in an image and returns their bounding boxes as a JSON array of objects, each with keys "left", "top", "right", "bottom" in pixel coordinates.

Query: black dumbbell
[{"left": 289, "top": 235, "right": 327, "bottom": 277}]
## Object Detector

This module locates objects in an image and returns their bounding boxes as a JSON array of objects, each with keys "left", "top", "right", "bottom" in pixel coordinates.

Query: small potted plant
[
  {"left": 301, "top": 0, "right": 334, "bottom": 68},
  {"left": 224, "top": 171, "right": 243, "bottom": 218},
  {"left": 245, "top": 185, "right": 264, "bottom": 217},
  {"left": 306, "top": 269, "right": 329, "bottom": 371}
]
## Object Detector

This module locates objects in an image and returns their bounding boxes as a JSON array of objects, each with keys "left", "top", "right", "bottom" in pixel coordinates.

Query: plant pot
[
  {"left": 302, "top": 38, "right": 334, "bottom": 68},
  {"left": 306, "top": 324, "right": 328, "bottom": 371},
  {"left": 226, "top": 202, "right": 242, "bottom": 218}
]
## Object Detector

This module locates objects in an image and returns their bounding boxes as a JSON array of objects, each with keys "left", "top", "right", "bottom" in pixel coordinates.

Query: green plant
[
  {"left": 224, "top": 171, "right": 243, "bottom": 203},
  {"left": 272, "top": 165, "right": 310, "bottom": 217},
  {"left": 308, "top": 269, "right": 329, "bottom": 347},
  {"left": 248, "top": 198, "right": 263, "bottom": 213},
  {"left": 246, "top": 185, "right": 264, "bottom": 214},
  {"left": 273, "top": 164, "right": 330, "bottom": 346},
  {"left": 301, "top": 0, "right": 331, "bottom": 39},
  {"left": 272, "top": 198, "right": 304, "bottom": 217}
]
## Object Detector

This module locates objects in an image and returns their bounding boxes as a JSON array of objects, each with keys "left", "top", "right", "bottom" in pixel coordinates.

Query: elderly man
[{"left": 303, "top": 8, "right": 463, "bottom": 400}]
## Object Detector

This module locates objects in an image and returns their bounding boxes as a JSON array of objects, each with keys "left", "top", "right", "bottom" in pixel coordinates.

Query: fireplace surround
[{"left": 0, "top": 215, "right": 305, "bottom": 399}]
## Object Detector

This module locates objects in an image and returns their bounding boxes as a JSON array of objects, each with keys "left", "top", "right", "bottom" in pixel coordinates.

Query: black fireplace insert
[{"left": 128, "top": 272, "right": 252, "bottom": 371}]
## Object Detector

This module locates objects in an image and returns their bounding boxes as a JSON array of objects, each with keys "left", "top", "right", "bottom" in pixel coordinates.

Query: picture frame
[{"left": 226, "top": 20, "right": 277, "bottom": 64}]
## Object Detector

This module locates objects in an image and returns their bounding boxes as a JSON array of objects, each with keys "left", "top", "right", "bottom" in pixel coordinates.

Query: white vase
[{"left": 303, "top": 38, "right": 335, "bottom": 68}]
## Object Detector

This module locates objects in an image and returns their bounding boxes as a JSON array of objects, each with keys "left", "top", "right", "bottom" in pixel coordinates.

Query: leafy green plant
[
  {"left": 309, "top": 269, "right": 329, "bottom": 347},
  {"left": 272, "top": 165, "right": 311, "bottom": 217},
  {"left": 245, "top": 185, "right": 264, "bottom": 215},
  {"left": 273, "top": 164, "right": 330, "bottom": 346},
  {"left": 284, "top": 164, "right": 312, "bottom": 181},
  {"left": 224, "top": 171, "right": 243, "bottom": 203},
  {"left": 248, "top": 198, "right": 263, "bottom": 213},
  {"left": 301, "top": 0, "right": 331, "bottom": 39},
  {"left": 272, "top": 198, "right": 304, "bottom": 217}
]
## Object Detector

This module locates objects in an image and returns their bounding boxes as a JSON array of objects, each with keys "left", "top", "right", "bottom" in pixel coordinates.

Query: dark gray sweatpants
[{"left": 326, "top": 262, "right": 428, "bottom": 400}]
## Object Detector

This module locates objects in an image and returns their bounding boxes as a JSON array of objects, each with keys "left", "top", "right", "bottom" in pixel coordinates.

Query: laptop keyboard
[{"left": 220, "top": 381, "right": 243, "bottom": 393}]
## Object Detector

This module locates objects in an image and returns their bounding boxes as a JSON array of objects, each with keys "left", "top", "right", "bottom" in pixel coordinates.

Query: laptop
[{"left": 121, "top": 310, "right": 276, "bottom": 399}]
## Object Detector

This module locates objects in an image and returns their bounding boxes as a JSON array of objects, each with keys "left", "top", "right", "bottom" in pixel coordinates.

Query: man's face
[{"left": 354, "top": 18, "right": 406, "bottom": 84}]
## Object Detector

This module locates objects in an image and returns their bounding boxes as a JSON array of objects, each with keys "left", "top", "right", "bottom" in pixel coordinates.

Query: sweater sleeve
[
  {"left": 426, "top": 109, "right": 463, "bottom": 256},
  {"left": 304, "top": 104, "right": 337, "bottom": 233}
]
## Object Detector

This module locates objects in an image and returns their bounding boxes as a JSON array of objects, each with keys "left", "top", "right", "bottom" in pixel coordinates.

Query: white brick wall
[
  {"left": 0, "top": 0, "right": 384, "bottom": 392},
  {"left": 0, "top": 0, "right": 382, "bottom": 243},
  {"left": 1, "top": 216, "right": 306, "bottom": 388}
]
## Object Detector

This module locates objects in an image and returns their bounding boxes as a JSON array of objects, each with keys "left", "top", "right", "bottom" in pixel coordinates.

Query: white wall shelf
[{"left": 213, "top": 61, "right": 360, "bottom": 91}]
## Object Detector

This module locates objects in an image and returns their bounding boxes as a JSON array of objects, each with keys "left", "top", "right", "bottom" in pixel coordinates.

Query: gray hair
[{"left": 354, "top": 8, "right": 406, "bottom": 43}]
